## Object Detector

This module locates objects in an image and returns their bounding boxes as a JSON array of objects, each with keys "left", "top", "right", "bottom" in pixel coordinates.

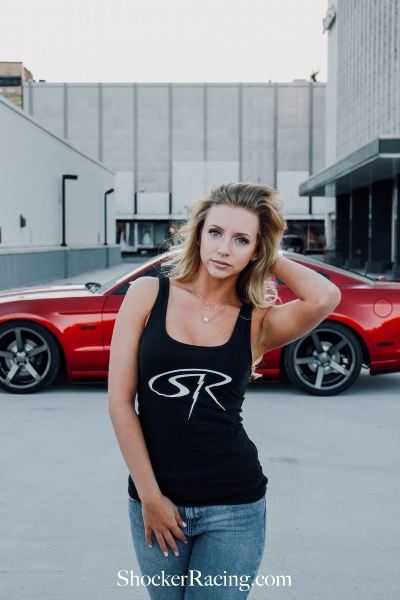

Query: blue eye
[{"left": 208, "top": 229, "right": 249, "bottom": 244}]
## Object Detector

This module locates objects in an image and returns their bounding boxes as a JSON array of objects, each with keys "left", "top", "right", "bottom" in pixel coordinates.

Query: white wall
[
  {"left": 278, "top": 170, "right": 326, "bottom": 218},
  {"left": 137, "top": 193, "right": 169, "bottom": 215},
  {"left": 172, "top": 160, "right": 239, "bottom": 215},
  {"left": 115, "top": 171, "right": 134, "bottom": 217},
  {"left": 278, "top": 171, "right": 313, "bottom": 215},
  {"left": 0, "top": 95, "right": 115, "bottom": 248}
]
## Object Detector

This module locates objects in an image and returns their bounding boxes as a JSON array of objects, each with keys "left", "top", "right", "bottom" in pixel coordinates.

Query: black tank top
[{"left": 128, "top": 275, "right": 268, "bottom": 506}]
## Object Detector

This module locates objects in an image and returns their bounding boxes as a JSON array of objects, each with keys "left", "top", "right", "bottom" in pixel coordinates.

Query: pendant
[{"left": 203, "top": 317, "right": 209, "bottom": 323}]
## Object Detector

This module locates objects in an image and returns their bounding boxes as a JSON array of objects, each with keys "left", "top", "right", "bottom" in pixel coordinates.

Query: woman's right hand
[{"left": 142, "top": 494, "right": 188, "bottom": 556}]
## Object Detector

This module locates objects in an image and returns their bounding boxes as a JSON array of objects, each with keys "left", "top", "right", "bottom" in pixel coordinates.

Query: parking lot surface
[{"left": 1, "top": 371, "right": 399, "bottom": 600}]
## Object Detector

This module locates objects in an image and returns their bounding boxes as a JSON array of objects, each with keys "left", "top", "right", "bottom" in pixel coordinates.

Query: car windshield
[
  {"left": 95, "top": 263, "right": 155, "bottom": 294},
  {"left": 287, "top": 252, "right": 374, "bottom": 282},
  {"left": 95, "top": 252, "right": 178, "bottom": 294}
]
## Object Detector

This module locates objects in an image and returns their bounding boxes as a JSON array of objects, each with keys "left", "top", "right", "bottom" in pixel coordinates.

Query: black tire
[
  {"left": 0, "top": 320, "right": 61, "bottom": 394},
  {"left": 283, "top": 321, "right": 363, "bottom": 396}
]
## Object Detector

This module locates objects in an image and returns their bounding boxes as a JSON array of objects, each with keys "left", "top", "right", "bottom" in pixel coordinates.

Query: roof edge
[{"left": 0, "top": 93, "right": 114, "bottom": 175}]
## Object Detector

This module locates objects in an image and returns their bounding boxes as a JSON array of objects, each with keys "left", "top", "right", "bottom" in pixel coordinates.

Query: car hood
[{"left": 0, "top": 284, "right": 94, "bottom": 303}]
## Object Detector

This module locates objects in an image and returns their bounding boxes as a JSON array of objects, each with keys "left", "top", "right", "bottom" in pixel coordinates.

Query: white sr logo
[{"left": 148, "top": 368, "right": 232, "bottom": 419}]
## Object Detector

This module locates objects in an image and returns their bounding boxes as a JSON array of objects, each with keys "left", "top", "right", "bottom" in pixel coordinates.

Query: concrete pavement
[{"left": 0, "top": 371, "right": 399, "bottom": 599}]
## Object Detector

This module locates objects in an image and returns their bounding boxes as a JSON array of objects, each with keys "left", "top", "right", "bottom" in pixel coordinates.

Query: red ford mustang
[{"left": 0, "top": 251, "right": 399, "bottom": 396}]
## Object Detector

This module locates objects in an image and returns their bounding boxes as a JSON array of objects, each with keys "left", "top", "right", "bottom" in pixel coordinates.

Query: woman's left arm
[{"left": 257, "top": 254, "right": 341, "bottom": 354}]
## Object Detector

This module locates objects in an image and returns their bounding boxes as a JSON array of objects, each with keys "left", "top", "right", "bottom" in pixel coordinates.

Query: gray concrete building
[
  {"left": 22, "top": 81, "right": 328, "bottom": 253},
  {"left": 300, "top": 1, "right": 400, "bottom": 278},
  {"left": 0, "top": 94, "right": 119, "bottom": 290}
]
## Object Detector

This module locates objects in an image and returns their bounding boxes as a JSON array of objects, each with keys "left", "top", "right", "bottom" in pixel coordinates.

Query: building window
[
  {"left": 0, "top": 76, "right": 22, "bottom": 86},
  {"left": 285, "top": 220, "right": 326, "bottom": 254},
  {"left": 116, "top": 220, "right": 170, "bottom": 252}
]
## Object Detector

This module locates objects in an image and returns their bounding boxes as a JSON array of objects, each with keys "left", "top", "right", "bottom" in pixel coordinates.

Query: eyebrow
[{"left": 208, "top": 224, "right": 253, "bottom": 238}]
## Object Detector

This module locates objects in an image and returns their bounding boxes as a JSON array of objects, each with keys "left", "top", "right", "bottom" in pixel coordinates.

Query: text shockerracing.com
[{"left": 117, "top": 570, "right": 292, "bottom": 592}]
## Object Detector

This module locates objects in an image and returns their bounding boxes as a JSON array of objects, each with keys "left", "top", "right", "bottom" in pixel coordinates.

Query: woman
[{"left": 108, "top": 182, "right": 341, "bottom": 599}]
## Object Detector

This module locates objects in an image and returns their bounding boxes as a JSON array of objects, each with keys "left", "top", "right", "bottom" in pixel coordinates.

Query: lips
[{"left": 211, "top": 259, "right": 231, "bottom": 267}]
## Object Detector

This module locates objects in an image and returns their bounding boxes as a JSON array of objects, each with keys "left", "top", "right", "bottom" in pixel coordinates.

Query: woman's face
[{"left": 199, "top": 204, "right": 259, "bottom": 278}]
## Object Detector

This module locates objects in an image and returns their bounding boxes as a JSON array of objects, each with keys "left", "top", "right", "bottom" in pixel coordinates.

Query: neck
[{"left": 191, "top": 265, "right": 240, "bottom": 305}]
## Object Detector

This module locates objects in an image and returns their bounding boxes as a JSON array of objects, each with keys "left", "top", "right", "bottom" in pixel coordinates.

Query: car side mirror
[{"left": 85, "top": 282, "right": 101, "bottom": 293}]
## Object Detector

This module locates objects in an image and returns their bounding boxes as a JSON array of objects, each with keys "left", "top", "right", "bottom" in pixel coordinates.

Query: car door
[
  {"left": 101, "top": 267, "right": 161, "bottom": 363},
  {"left": 57, "top": 295, "right": 108, "bottom": 371}
]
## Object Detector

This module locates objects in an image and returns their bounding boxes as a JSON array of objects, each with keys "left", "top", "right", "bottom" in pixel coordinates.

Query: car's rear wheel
[
  {"left": 0, "top": 321, "right": 61, "bottom": 394},
  {"left": 283, "top": 322, "right": 363, "bottom": 396}
]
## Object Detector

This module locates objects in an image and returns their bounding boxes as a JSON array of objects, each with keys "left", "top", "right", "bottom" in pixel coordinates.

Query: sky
[{"left": 2, "top": 0, "right": 328, "bottom": 84}]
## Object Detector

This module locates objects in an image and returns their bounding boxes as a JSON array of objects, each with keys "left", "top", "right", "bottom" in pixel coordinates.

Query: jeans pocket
[{"left": 128, "top": 494, "right": 141, "bottom": 504}]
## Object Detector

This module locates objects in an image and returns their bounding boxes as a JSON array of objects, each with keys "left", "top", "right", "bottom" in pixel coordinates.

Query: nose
[{"left": 217, "top": 239, "right": 231, "bottom": 256}]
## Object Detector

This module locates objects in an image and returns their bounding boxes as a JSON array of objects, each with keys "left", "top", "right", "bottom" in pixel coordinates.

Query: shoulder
[
  {"left": 121, "top": 276, "right": 161, "bottom": 319},
  {"left": 169, "top": 276, "right": 188, "bottom": 290},
  {"left": 127, "top": 275, "right": 161, "bottom": 295}
]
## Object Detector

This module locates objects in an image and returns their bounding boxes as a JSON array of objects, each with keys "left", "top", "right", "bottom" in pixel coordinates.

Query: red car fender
[{"left": 322, "top": 314, "right": 371, "bottom": 361}]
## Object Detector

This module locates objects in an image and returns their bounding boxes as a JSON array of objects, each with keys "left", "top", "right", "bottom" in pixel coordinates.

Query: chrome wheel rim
[
  {"left": 292, "top": 328, "right": 356, "bottom": 392},
  {"left": 0, "top": 326, "right": 51, "bottom": 390}
]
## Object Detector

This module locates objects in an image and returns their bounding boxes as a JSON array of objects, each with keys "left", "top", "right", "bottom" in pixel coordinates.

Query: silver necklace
[
  {"left": 191, "top": 281, "right": 235, "bottom": 323},
  {"left": 190, "top": 281, "right": 221, "bottom": 311}
]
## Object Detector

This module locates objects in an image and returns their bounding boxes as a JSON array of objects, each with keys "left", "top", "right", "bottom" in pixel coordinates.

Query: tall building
[
  {"left": 22, "top": 81, "right": 328, "bottom": 252},
  {"left": 0, "top": 62, "right": 33, "bottom": 109},
  {"left": 300, "top": 1, "right": 400, "bottom": 277}
]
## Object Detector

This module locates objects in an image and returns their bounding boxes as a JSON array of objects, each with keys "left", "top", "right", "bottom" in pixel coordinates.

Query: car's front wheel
[
  {"left": 283, "top": 322, "right": 363, "bottom": 396},
  {"left": 0, "top": 321, "right": 61, "bottom": 394}
]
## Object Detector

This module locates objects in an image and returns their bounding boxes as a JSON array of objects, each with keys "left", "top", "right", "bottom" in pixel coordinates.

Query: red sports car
[{"left": 0, "top": 252, "right": 399, "bottom": 396}]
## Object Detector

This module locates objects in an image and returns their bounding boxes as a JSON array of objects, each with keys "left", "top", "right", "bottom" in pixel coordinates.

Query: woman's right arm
[{"left": 107, "top": 276, "right": 187, "bottom": 556}]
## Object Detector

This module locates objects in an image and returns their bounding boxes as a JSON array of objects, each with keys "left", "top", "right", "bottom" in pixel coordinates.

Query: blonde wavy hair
[{"left": 161, "top": 181, "right": 287, "bottom": 310}]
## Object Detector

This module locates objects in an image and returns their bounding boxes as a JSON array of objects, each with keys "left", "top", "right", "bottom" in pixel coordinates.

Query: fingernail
[
  {"left": 182, "top": 522, "right": 187, "bottom": 527},
  {"left": 164, "top": 551, "right": 168, "bottom": 557},
  {"left": 174, "top": 551, "right": 179, "bottom": 556},
  {"left": 148, "top": 544, "right": 152, "bottom": 548}
]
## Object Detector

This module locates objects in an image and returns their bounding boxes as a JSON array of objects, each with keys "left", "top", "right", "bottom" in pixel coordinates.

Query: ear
[{"left": 251, "top": 249, "right": 259, "bottom": 261}]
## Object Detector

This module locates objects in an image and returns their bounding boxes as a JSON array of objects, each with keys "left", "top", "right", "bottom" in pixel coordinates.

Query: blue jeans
[{"left": 128, "top": 494, "right": 267, "bottom": 599}]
